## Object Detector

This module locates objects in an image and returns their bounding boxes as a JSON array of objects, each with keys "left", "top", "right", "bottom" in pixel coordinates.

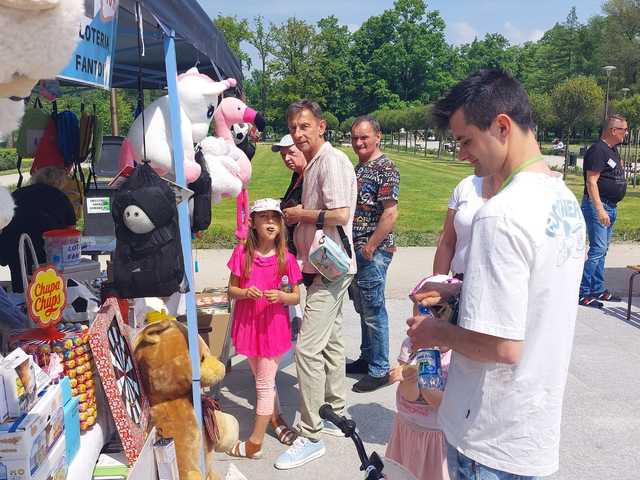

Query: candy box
[
  {"left": 0, "top": 384, "right": 63, "bottom": 473},
  {"left": 62, "top": 396, "right": 79, "bottom": 464},
  {"left": 0, "top": 349, "right": 38, "bottom": 418},
  {"left": 0, "top": 434, "right": 67, "bottom": 480}
]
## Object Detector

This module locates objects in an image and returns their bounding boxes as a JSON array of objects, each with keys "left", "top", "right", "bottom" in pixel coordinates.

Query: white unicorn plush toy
[
  {"left": 121, "top": 67, "right": 237, "bottom": 183},
  {"left": 0, "top": 0, "right": 85, "bottom": 135}
]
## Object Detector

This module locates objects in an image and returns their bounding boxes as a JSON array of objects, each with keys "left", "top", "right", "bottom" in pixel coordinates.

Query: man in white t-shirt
[{"left": 408, "top": 69, "right": 585, "bottom": 479}]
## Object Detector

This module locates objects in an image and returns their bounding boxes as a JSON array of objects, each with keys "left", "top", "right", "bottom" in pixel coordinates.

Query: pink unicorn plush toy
[{"left": 209, "top": 97, "right": 265, "bottom": 240}]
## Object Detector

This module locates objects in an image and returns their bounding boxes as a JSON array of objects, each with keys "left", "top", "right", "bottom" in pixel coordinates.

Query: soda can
[{"left": 416, "top": 348, "right": 444, "bottom": 390}]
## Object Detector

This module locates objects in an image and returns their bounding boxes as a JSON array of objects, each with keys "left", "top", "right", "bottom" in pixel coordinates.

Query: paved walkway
[
  {"left": 206, "top": 245, "right": 640, "bottom": 480},
  {"left": 0, "top": 172, "right": 28, "bottom": 187}
]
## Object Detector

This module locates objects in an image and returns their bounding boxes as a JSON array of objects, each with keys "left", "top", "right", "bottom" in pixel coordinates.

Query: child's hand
[
  {"left": 389, "top": 364, "right": 417, "bottom": 383},
  {"left": 263, "top": 289, "right": 284, "bottom": 304},
  {"left": 245, "top": 286, "right": 263, "bottom": 299}
]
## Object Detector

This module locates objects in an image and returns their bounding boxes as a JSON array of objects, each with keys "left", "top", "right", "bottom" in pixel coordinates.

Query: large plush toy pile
[
  {"left": 133, "top": 319, "right": 239, "bottom": 480},
  {"left": 0, "top": 0, "right": 85, "bottom": 135}
]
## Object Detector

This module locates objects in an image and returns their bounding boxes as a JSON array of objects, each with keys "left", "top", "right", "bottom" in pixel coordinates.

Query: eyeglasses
[{"left": 612, "top": 126, "right": 629, "bottom": 132}]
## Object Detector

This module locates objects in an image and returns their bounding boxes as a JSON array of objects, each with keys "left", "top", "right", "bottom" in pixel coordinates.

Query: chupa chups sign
[{"left": 26, "top": 266, "right": 67, "bottom": 328}]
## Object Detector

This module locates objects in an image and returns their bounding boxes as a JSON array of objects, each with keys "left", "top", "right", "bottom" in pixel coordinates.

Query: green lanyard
[{"left": 497, "top": 154, "right": 544, "bottom": 193}]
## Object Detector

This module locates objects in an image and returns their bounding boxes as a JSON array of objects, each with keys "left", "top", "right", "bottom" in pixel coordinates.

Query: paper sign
[
  {"left": 26, "top": 267, "right": 67, "bottom": 327},
  {"left": 57, "top": 0, "right": 119, "bottom": 89},
  {"left": 87, "top": 197, "right": 111, "bottom": 214}
]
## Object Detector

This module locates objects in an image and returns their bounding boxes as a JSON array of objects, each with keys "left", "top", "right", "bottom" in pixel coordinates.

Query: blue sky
[{"left": 199, "top": 0, "right": 605, "bottom": 46}]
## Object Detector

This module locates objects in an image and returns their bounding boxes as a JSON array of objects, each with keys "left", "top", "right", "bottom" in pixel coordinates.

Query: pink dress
[
  {"left": 385, "top": 338, "right": 451, "bottom": 480},
  {"left": 227, "top": 245, "right": 302, "bottom": 357}
]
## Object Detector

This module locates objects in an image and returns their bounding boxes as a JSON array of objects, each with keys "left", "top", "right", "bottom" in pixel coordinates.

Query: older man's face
[{"left": 280, "top": 144, "right": 306, "bottom": 173}]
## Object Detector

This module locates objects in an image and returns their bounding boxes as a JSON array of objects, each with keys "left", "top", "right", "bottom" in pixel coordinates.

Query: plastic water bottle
[
  {"left": 280, "top": 275, "right": 292, "bottom": 293},
  {"left": 415, "top": 305, "right": 444, "bottom": 390}
]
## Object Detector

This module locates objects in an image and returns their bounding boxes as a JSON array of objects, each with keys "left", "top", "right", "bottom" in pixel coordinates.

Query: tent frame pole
[{"left": 163, "top": 29, "right": 206, "bottom": 473}]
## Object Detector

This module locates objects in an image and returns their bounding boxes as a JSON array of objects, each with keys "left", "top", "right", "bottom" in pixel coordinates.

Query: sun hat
[
  {"left": 251, "top": 198, "right": 283, "bottom": 215},
  {"left": 271, "top": 134, "right": 295, "bottom": 152}
]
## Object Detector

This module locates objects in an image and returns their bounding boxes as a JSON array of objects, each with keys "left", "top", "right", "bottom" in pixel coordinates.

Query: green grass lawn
[{"left": 195, "top": 144, "right": 640, "bottom": 248}]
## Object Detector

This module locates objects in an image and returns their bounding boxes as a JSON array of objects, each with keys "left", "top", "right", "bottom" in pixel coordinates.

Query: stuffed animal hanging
[
  {"left": 230, "top": 123, "right": 256, "bottom": 161},
  {"left": 121, "top": 68, "right": 237, "bottom": 184},
  {"left": 0, "top": 0, "right": 85, "bottom": 135},
  {"left": 210, "top": 97, "right": 265, "bottom": 241},
  {"left": 110, "top": 163, "right": 186, "bottom": 299}
]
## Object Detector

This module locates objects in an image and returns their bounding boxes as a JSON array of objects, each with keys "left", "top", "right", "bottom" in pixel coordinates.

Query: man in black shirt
[{"left": 579, "top": 114, "right": 628, "bottom": 308}]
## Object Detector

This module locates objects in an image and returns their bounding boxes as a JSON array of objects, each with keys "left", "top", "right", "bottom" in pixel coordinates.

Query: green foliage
[
  {"left": 0, "top": 149, "right": 17, "bottom": 171},
  {"left": 552, "top": 76, "right": 604, "bottom": 134},
  {"left": 529, "top": 92, "right": 557, "bottom": 130},
  {"left": 323, "top": 112, "right": 339, "bottom": 131},
  {"left": 214, "top": 16, "right": 252, "bottom": 71},
  {"left": 612, "top": 94, "right": 640, "bottom": 127}
]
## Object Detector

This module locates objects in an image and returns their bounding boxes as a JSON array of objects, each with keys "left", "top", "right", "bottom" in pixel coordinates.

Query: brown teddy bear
[{"left": 133, "top": 319, "right": 239, "bottom": 480}]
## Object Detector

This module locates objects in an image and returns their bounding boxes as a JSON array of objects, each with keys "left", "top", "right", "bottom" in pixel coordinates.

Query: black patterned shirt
[{"left": 353, "top": 154, "right": 400, "bottom": 250}]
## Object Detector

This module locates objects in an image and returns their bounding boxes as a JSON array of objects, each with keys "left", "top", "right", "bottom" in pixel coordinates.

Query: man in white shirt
[{"left": 408, "top": 69, "right": 585, "bottom": 479}]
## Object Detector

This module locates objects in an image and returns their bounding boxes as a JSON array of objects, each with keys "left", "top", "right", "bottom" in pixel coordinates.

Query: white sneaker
[{"left": 274, "top": 437, "right": 326, "bottom": 470}]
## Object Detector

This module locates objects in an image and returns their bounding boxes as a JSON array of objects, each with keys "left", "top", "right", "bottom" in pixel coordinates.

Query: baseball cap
[
  {"left": 271, "top": 134, "right": 295, "bottom": 152},
  {"left": 251, "top": 198, "right": 283, "bottom": 215}
]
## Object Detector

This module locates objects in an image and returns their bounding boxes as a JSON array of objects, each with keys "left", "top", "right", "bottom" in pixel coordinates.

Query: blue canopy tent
[{"left": 57, "top": 0, "right": 242, "bottom": 472}]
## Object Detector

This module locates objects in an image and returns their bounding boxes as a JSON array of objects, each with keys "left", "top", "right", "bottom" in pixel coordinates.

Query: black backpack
[
  {"left": 111, "top": 163, "right": 186, "bottom": 298},
  {"left": 188, "top": 148, "right": 212, "bottom": 233}
]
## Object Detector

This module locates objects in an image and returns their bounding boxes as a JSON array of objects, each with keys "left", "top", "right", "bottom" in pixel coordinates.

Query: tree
[
  {"left": 529, "top": 92, "right": 557, "bottom": 135},
  {"left": 552, "top": 76, "right": 604, "bottom": 175},
  {"left": 248, "top": 16, "right": 273, "bottom": 114},
  {"left": 323, "top": 111, "right": 339, "bottom": 131},
  {"left": 214, "top": 15, "right": 252, "bottom": 71},
  {"left": 458, "top": 33, "right": 520, "bottom": 76},
  {"left": 612, "top": 94, "right": 640, "bottom": 127}
]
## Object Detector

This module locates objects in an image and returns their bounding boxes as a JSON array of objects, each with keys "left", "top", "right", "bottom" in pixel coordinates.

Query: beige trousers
[{"left": 295, "top": 274, "right": 353, "bottom": 439}]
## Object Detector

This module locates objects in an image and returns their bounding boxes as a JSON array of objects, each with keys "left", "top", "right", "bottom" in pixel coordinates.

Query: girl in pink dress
[
  {"left": 226, "top": 198, "right": 302, "bottom": 459},
  {"left": 386, "top": 305, "right": 451, "bottom": 480}
]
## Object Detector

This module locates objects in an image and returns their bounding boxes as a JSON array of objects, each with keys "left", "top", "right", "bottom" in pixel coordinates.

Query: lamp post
[
  {"left": 622, "top": 87, "right": 631, "bottom": 98},
  {"left": 603, "top": 65, "right": 617, "bottom": 121}
]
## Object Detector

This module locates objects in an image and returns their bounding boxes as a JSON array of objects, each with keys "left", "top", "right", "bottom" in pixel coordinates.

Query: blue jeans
[
  {"left": 447, "top": 443, "right": 541, "bottom": 480},
  {"left": 579, "top": 197, "right": 617, "bottom": 296},
  {"left": 350, "top": 248, "right": 392, "bottom": 378}
]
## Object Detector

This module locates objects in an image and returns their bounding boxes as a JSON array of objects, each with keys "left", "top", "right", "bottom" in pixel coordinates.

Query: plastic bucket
[{"left": 43, "top": 228, "right": 82, "bottom": 268}]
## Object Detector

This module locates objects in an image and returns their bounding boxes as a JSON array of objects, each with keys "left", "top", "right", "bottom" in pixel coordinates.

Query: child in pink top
[
  {"left": 386, "top": 302, "right": 452, "bottom": 480},
  {"left": 226, "top": 198, "right": 302, "bottom": 459}
]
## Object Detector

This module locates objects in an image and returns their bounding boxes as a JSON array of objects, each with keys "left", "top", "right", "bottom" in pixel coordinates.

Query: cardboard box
[
  {"left": 0, "top": 379, "right": 8, "bottom": 424},
  {"left": 33, "top": 435, "right": 66, "bottom": 480},
  {"left": 153, "top": 438, "right": 178, "bottom": 480},
  {"left": 177, "top": 307, "right": 232, "bottom": 360},
  {"left": 62, "top": 397, "right": 79, "bottom": 464},
  {"left": 0, "top": 433, "right": 65, "bottom": 480},
  {"left": 0, "top": 384, "right": 63, "bottom": 475},
  {"left": 1, "top": 350, "right": 38, "bottom": 418}
]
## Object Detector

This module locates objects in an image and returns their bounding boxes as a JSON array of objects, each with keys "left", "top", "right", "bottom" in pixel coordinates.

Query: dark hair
[
  {"left": 287, "top": 99, "right": 323, "bottom": 121},
  {"left": 432, "top": 69, "right": 535, "bottom": 132},
  {"left": 351, "top": 115, "right": 381, "bottom": 134}
]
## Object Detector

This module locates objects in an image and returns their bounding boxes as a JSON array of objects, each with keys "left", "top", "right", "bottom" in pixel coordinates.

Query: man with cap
[{"left": 272, "top": 134, "right": 307, "bottom": 256}]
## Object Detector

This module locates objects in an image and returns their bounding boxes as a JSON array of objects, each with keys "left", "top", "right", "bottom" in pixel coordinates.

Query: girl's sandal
[
  {"left": 271, "top": 418, "right": 297, "bottom": 445},
  {"left": 228, "top": 440, "right": 263, "bottom": 459}
]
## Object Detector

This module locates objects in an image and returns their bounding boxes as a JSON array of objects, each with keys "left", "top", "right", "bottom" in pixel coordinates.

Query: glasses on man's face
[{"left": 612, "top": 126, "right": 629, "bottom": 133}]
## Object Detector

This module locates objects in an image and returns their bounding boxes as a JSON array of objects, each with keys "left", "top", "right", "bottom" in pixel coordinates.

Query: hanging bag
[
  {"left": 110, "top": 163, "right": 186, "bottom": 299},
  {"left": 308, "top": 210, "right": 352, "bottom": 281},
  {"left": 188, "top": 147, "right": 213, "bottom": 233}
]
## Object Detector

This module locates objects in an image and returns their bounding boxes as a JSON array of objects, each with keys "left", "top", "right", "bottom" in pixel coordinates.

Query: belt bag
[{"left": 308, "top": 210, "right": 352, "bottom": 281}]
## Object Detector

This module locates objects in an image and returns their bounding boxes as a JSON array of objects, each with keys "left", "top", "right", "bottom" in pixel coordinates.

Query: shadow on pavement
[{"left": 347, "top": 402, "right": 395, "bottom": 446}]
